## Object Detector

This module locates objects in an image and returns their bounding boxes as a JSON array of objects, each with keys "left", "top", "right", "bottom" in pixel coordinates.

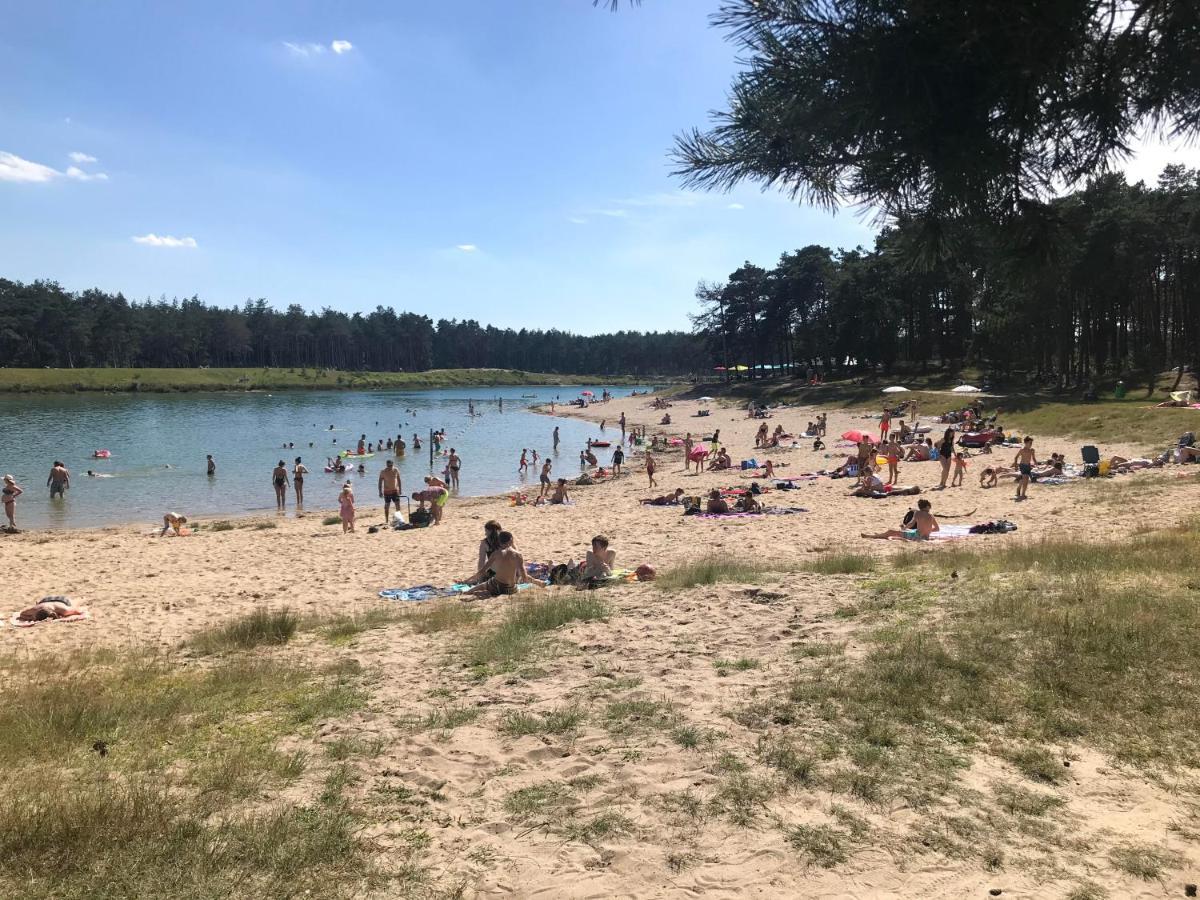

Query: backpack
[
  {"left": 1180, "top": 432, "right": 1196, "bottom": 448},
  {"left": 901, "top": 508, "right": 916, "bottom": 529},
  {"left": 409, "top": 508, "right": 433, "bottom": 527},
  {"left": 549, "top": 563, "right": 576, "bottom": 586}
]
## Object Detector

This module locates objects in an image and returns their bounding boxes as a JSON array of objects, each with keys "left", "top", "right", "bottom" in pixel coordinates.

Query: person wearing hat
[{"left": 2, "top": 474, "right": 23, "bottom": 529}]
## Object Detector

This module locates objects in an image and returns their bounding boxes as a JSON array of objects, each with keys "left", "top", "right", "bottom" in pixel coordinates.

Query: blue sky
[{"left": 3, "top": 2, "right": 1197, "bottom": 334}]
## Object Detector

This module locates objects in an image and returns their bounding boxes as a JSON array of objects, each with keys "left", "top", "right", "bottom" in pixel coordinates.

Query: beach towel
[
  {"left": 378, "top": 585, "right": 456, "bottom": 602},
  {"left": 691, "top": 511, "right": 765, "bottom": 520},
  {"left": 763, "top": 507, "right": 809, "bottom": 515},
  {"left": 10, "top": 608, "right": 91, "bottom": 628}
]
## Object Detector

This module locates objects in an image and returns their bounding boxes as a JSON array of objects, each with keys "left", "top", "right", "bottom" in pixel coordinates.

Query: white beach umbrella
[
  {"left": 881, "top": 386, "right": 909, "bottom": 393},
  {"left": 697, "top": 396, "right": 715, "bottom": 402},
  {"left": 952, "top": 385, "right": 982, "bottom": 393}
]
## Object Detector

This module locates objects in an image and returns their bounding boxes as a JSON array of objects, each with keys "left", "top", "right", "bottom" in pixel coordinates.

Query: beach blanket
[
  {"left": 380, "top": 562, "right": 554, "bottom": 601},
  {"left": 763, "top": 506, "right": 809, "bottom": 515},
  {"left": 10, "top": 608, "right": 91, "bottom": 628},
  {"left": 691, "top": 511, "right": 765, "bottom": 520},
  {"left": 927, "top": 524, "right": 973, "bottom": 541}
]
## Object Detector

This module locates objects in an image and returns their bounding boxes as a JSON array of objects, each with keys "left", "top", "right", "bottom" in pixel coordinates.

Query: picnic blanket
[
  {"left": 763, "top": 506, "right": 809, "bottom": 515},
  {"left": 380, "top": 562, "right": 554, "bottom": 600},
  {"left": 690, "top": 511, "right": 765, "bottom": 520}
]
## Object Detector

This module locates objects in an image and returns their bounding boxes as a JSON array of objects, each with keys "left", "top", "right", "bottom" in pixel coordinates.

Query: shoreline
[{"left": 0, "top": 367, "right": 682, "bottom": 394}]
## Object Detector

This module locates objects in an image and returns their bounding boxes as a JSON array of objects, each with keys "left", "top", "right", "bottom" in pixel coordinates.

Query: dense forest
[
  {"left": 694, "top": 169, "right": 1200, "bottom": 388},
  {"left": 0, "top": 279, "right": 699, "bottom": 376}
]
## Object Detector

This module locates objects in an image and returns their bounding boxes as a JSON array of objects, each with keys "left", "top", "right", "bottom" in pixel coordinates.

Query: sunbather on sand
[
  {"left": 861, "top": 498, "right": 939, "bottom": 541},
  {"left": 905, "top": 440, "right": 933, "bottom": 461},
  {"left": 850, "top": 466, "right": 921, "bottom": 498},
  {"left": 16, "top": 597, "right": 83, "bottom": 622},
  {"left": 707, "top": 449, "right": 732, "bottom": 471},
  {"left": 734, "top": 493, "right": 762, "bottom": 513},
  {"left": 705, "top": 489, "right": 730, "bottom": 514},
  {"left": 640, "top": 488, "right": 685, "bottom": 506},
  {"left": 549, "top": 478, "right": 571, "bottom": 504}
]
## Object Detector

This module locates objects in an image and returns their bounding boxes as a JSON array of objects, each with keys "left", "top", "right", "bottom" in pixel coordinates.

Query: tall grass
[
  {"left": 186, "top": 607, "right": 299, "bottom": 654},
  {"left": 464, "top": 594, "right": 608, "bottom": 673},
  {"left": 804, "top": 553, "right": 877, "bottom": 575},
  {"left": 656, "top": 556, "right": 789, "bottom": 591}
]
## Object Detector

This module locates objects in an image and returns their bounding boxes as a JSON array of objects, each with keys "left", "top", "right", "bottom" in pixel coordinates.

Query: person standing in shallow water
[
  {"left": 293, "top": 457, "right": 308, "bottom": 506},
  {"left": 448, "top": 448, "right": 461, "bottom": 490},
  {"left": 272, "top": 460, "right": 289, "bottom": 510},
  {"left": 207, "top": 454, "right": 216, "bottom": 476}
]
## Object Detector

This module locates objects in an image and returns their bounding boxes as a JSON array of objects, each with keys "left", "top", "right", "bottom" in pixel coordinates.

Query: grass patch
[
  {"left": 804, "top": 553, "right": 876, "bottom": 575},
  {"left": 707, "top": 773, "right": 775, "bottom": 826},
  {"left": 464, "top": 594, "right": 609, "bottom": 675},
  {"left": 714, "top": 657, "right": 760, "bottom": 674},
  {"left": 209, "top": 520, "right": 236, "bottom": 532},
  {"left": 322, "top": 515, "right": 342, "bottom": 526},
  {"left": 1108, "top": 842, "right": 1181, "bottom": 879},
  {"left": 320, "top": 608, "right": 399, "bottom": 643},
  {"left": 604, "top": 697, "right": 682, "bottom": 735},
  {"left": 787, "top": 824, "right": 850, "bottom": 868},
  {"left": 407, "top": 602, "right": 483, "bottom": 635},
  {"left": 498, "top": 705, "right": 585, "bottom": 737},
  {"left": 186, "top": 607, "right": 299, "bottom": 654},
  {"left": 656, "top": 556, "right": 789, "bottom": 591},
  {"left": 502, "top": 777, "right": 627, "bottom": 845},
  {"left": 992, "top": 783, "right": 1063, "bottom": 817},
  {"left": 399, "top": 705, "right": 481, "bottom": 734},
  {"left": 0, "top": 648, "right": 372, "bottom": 899}
]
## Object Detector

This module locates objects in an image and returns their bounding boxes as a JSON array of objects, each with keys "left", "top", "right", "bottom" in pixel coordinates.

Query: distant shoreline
[{"left": 0, "top": 367, "right": 680, "bottom": 395}]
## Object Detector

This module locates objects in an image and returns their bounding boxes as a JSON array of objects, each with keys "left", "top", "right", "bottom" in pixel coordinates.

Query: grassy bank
[{"left": 0, "top": 367, "right": 668, "bottom": 394}]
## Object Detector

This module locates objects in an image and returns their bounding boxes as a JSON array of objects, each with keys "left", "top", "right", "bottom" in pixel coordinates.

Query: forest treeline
[
  {"left": 0, "top": 279, "right": 699, "bottom": 376},
  {"left": 695, "top": 169, "right": 1200, "bottom": 388}
]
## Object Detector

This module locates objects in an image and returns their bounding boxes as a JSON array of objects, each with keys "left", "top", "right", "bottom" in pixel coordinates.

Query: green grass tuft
[
  {"left": 464, "top": 594, "right": 608, "bottom": 674},
  {"left": 656, "top": 556, "right": 790, "bottom": 591},
  {"left": 804, "top": 553, "right": 876, "bottom": 575},
  {"left": 498, "top": 705, "right": 585, "bottom": 737},
  {"left": 187, "top": 607, "right": 299, "bottom": 654}
]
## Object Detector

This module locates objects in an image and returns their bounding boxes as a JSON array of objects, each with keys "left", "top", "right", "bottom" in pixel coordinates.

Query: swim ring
[{"left": 93, "top": 450, "right": 111, "bottom": 458}]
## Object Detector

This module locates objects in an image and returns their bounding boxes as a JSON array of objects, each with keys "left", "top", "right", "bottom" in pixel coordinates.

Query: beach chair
[{"left": 1080, "top": 445, "right": 1100, "bottom": 478}]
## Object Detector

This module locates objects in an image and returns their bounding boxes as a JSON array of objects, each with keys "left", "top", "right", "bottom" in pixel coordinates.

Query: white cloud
[
  {"left": 68, "top": 151, "right": 97, "bottom": 164},
  {"left": 284, "top": 41, "right": 326, "bottom": 57},
  {"left": 284, "top": 39, "right": 354, "bottom": 57},
  {"left": 0, "top": 151, "right": 61, "bottom": 183},
  {"left": 455, "top": 244, "right": 478, "bottom": 252},
  {"left": 568, "top": 216, "right": 588, "bottom": 225},
  {"left": 727, "top": 202, "right": 745, "bottom": 210},
  {"left": 66, "top": 166, "right": 109, "bottom": 182},
  {"left": 132, "top": 234, "right": 198, "bottom": 248},
  {"left": 619, "top": 191, "right": 701, "bottom": 208},
  {"left": 591, "top": 208, "right": 629, "bottom": 218}
]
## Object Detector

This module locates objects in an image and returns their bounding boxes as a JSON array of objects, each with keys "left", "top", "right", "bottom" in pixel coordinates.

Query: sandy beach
[{"left": 4, "top": 392, "right": 1199, "bottom": 898}]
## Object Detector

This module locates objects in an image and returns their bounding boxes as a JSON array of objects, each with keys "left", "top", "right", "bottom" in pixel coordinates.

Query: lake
[{"left": 0, "top": 385, "right": 651, "bottom": 529}]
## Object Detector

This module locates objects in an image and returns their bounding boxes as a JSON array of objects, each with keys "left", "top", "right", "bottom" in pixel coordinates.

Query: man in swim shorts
[
  {"left": 47, "top": 461, "right": 70, "bottom": 498},
  {"left": 378, "top": 459, "right": 404, "bottom": 520}
]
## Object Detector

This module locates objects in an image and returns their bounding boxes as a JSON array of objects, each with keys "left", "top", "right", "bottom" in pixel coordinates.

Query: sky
[{"left": 4, "top": 1, "right": 1199, "bottom": 335}]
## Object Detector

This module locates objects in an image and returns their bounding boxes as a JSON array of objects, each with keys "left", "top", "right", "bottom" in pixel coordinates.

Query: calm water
[{"left": 0, "top": 385, "right": 650, "bottom": 529}]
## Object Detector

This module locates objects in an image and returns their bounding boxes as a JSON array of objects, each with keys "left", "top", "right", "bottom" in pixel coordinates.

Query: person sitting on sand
[
  {"left": 160, "top": 512, "right": 188, "bottom": 536},
  {"left": 580, "top": 534, "right": 616, "bottom": 581},
  {"left": 850, "top": 466, "right": 887, "bottom": 497},
  {"left": 16, "top": 596, "right": 84, "bottom": 623},
  {"left": 549, "top": 478, "right": 571, "bottom": 505},
  {"left": 464, "top": 530, "right": 541, "bottom": 598},
  {"left": 861, "top": 498, "right": 940, "bottom": 541},
  {"left": 640, "top": 488, "right": 685, "bottom": 506},
  {"left": 812, "top": 437, "right": 825, "bottom": 451},
  {"left": 705, "top": 489, "right": 730, "bottom": 515},
  {"left": 735, "top": 493, "right": 762, "bottom": 513},
  {"left": 760, "top": 459, "right": 776, "bottom": 479},
  {"left": 660, "top": 413, "right": 671, "bottom": 425},
  {"left": 905, "top": 439, "right": 933, "bottom": 462},
  {"left": 707, "top": 449, "right": 732, "bottom": 471}
]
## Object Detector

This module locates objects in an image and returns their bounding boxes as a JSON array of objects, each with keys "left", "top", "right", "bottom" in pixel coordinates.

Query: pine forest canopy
[
  {"left": 692, "top": 167, "right": 1200, "bottom": 387},
  {"left": 671, "top": 0, "right": 1200, "bottom": 223},
  {"left": 0, "top": 279, "right": 699, "bottom": 376}
]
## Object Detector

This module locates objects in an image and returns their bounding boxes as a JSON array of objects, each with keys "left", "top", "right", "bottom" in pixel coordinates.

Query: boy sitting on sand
[
  {"left": 861, "top": 498, "right": 939, "bottom": 541},
  {"left": 581, "top": 535, "right": 616, "bottom": 581},
  {"left": 464, "top": 531, "right": 542, "bottom": 598}
]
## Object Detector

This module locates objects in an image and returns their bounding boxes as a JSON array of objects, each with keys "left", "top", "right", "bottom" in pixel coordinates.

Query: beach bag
[
  {"left": 901, "top": 508, "right": 916, "bottom": 529},
  {"left": 1180, "top": 432, "right": 1196, "bottom": 448},
  {"left": 409, "top": 508, "right": 433, "bottom": 527},
  {"left": 549, "top": 563, "right": 575, "bottom": 586}
]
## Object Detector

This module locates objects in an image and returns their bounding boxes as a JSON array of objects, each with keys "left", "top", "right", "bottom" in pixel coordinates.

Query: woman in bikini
[
  {"left": 448, "top": 449, "right": 461, "bottom": 490},
  {"left": 292, "top": 457, "right": 308, "bottom": 506},
  {"left": 2, "top": 474, "right": 23, "bottom": 529}
]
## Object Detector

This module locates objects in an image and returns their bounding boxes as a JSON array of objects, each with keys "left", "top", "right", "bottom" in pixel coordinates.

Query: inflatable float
[
  {"left": 93, "top": 450, "right": 111, "bottom": 458},
  {"left": 339, "top": 451, "right": 375, "bottom": 459}
]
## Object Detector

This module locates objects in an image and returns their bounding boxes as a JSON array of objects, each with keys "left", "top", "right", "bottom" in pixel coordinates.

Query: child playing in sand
[
  {"left": 338, "top": 481, "right": 355, "bottom": 532},
  {"left": 160, "top": 512, "right": 188, "bottom": 536},
  {"left": 951, "top": 452, "right": 967, "bottom": 487}
]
